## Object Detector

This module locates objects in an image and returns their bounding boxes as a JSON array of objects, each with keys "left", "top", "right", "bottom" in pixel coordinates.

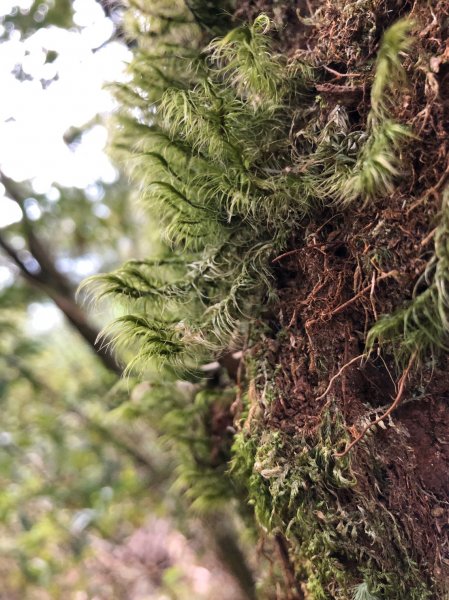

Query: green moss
[
  {"left": 367, "top": 190, "right": 449, "bottom": 366},
  {"left": 230, "top": 358, "right": 432, "bottom": 599},
  {"left": 87, "top": 5, "right": 414, "bottom": 370},
  {"left": 86, "top": 2, "right": 441, "bottom": 597}
]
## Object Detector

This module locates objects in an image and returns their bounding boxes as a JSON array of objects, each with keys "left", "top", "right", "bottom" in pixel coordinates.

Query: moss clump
[
  {"left": 231, "top": 388, "right": 431, "bottom": 599},
  {"left": 367, "top": 189, "right": 449, "bottom": 367},
  {"left": 87, "top": 5, "right": 414, "bottom": 371}
]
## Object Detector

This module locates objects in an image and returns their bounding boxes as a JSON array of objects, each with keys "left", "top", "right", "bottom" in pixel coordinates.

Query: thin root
[
  {"left": 334, "top": 351, "right": 417, "bottom": 459},
  {"left": 316, "top": 353, "right": 366, "bottom": 401}
]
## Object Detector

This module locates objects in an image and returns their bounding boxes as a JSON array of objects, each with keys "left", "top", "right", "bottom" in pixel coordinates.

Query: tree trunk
[
  {"left": 98, "top": 1, "right": 449, "bottom": 596},
  {"left": 229, "top": 1, "right": 449, "bottom": 598}
]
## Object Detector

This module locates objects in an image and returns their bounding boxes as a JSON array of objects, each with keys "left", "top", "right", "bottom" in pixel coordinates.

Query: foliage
[
  {"left": 90, "top": 2, "right": 414, "bottom": 373},
  {"left": 0, "top": 316, "right": 155, "bottom": 596},
  {"left": 0, "top": 312, "right": 255, "bottom": 599},
  {"left": 367, "top": 188, "right": 449, "bottom": 365},
  {"left": 117, "top": 378, "right": 238, "bottom": 511}
]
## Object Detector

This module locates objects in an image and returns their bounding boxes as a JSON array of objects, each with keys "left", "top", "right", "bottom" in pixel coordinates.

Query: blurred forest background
[{"left": 0, "top": 1, "right": 253, "bottom": 598}]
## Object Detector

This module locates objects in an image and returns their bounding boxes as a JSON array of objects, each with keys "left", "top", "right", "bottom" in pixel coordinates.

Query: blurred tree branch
[{"left": 0, "top": 171, "right": 123, "bottom": 375}]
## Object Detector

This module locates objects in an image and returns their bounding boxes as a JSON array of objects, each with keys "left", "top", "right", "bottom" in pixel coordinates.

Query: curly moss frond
[
  {"left": 207, "top": 14, "right": 286, "bottom": 103},
  {"left": 99, "top": 315, "right": 210, "bottom": 374},
  {"left": 367, "top": 189, "right": 449, "bottom": 364},
  {"left": 340, "top": 121, "right": 412, "bottom": 205},
  {"left": 342, "top": 18, "right": 414, "bottom": 204},
  {"left": 340, "top": 19, "right": 413, "bottom": 204},
  {"left": 160, "top": 84, "right": 246, "bottom": 162},
  {"left": 371, "top": 19, "right": 414, "bottom": 115},
  {"left": 83, "top": 265, "right": 189, "bottom": 305}
]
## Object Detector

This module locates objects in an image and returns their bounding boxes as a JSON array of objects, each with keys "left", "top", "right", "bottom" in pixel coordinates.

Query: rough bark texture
[{"left": 229, "top": 1, "right": 449, "bottom": 597}]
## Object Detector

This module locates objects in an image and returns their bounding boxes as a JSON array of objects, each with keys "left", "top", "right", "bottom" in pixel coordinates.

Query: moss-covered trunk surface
[
  {"left": 230, "top": 1, "right": 449, "bottom": 597},
  {"left": 92, "top": 1, "right": 449, "bottom": 597}
]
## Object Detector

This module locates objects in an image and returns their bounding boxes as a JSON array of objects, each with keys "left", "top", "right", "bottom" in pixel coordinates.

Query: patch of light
[
  {"left": 73, "top": 0, "right": 106, "bottom": 27},
  {"left": 82, "top": 124, "right": 108, "bottom": 150},
  {"left": 60, "top": 218, "right": 75, "bottom": 235},
  {"left": 70, "top": 508, "right": 97, "bottom": 534},
  {"left": 0, "top": 0, "right": 34, "bottom": 18},
  {"left": 19, "top": 249, "right": 40, "bottom": 273},
  {"left": 0, "top": 196, "right": 23, "bottom": 227},
  {"left": 23, "top": 197, "right": 42, "bottom": 220},
  {"left": 10, "top": 234, "right": 25, "bottom": 249},
  {"left": 27, "top": 302, "right": 63, "bottom": 334},
  {"left": 93, "top": 203, "right": 110, "bottom": 219},
  {"left": 21, "top": 48, "right": 47, "bottom": 76},
  {"left": 81, "top": 18, "right": 114, "bottom": 50},
  {"left": 74, "top": 0, "right": 115, "bottom": 50},
  {"left": 99, "top": 163, "right": 119, "bottom": 185},
  {"left": 57, "top": 254, "right": 102, "bottom": 278},
  {"left": 9, "top": 29, "right": 22, "bottom": 42},
  {"left": 0, "top": 15, "right": 131, "bottom": 192},
  {"left": 85, "top": 183, "right": 105, "bottom": 202},
  {"left": 31, "top": 175, "right": 54, "bottom": 195},
  {"left": 46, "top": 186, "right": 61, "bottom": 202},
  {"left": 0, "top": 265, "right": 14, "bottom": 290},
  {"left": 0, "top": 431, "right": 13, "bottom": 447}
]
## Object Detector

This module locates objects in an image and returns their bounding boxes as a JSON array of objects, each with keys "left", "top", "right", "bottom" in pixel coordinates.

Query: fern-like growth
[
  {"left": 88, "top": 4, "right": 416, "bottom": 370},
  {"left": 371, "top": 19, "right": 414, "bottom": 115},
  {"left": 367, "top": 189, "right": 449, "bottom": 364},
  {"left": 335, "top": 18, "right": 414, "bottom": 204}
]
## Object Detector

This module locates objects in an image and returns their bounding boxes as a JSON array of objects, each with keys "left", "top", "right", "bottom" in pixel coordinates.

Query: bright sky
[
  {"left": 0, "top": 0, "right": 132, "bottom": 330},
  {"left": 0, "top": 0, "right": 131, "bottom": 226}
]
